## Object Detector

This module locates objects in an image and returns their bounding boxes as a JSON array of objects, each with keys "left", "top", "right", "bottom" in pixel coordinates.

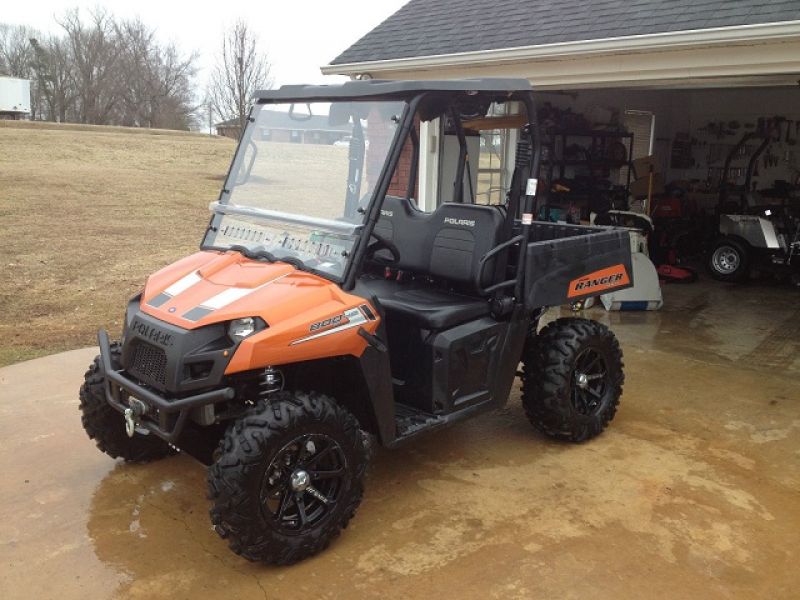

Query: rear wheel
[
  {"left": 708, "top": 238, "right": 750, "bottom": 282},
  {"left": 521, "top": 318, "right": 624, "bottom": 442},
  {"left": 79, "top": 343, "right": 174, "bottom": 462},
  {"left": 208, "top": 391, "right": 368, "bottom": 565}
]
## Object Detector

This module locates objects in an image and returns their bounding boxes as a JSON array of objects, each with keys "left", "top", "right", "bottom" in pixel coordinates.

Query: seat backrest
[
  {"left": 429, "top": 203, "right": 504, "bottom": 287},
  {"left": 372, "top": 196, "right": 504, "bottom": 290},
  {"left": 373, "top": 196, "right": 431, "bottom": 272}
]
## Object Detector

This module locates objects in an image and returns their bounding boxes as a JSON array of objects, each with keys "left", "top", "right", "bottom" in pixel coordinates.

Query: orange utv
[{"left": 80, "top": 79, "right": 633, "bottom": 564}]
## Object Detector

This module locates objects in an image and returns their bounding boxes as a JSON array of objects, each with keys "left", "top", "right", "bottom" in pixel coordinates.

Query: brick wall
[{"left": 387, "top": 119, "right": 420, "bottom": 199}]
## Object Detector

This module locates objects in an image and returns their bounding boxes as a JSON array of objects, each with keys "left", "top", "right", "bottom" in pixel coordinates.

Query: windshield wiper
[{"left": 228, "top": 244, "right": 307, "bottom": 271}]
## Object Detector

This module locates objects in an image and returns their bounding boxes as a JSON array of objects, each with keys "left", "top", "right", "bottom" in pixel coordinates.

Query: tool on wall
[{"left": 785, "top": 119, "right": 796, "bottom": 145}]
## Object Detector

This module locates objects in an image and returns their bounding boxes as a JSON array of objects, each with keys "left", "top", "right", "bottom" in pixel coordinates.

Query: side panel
[
  {"left": 430, "top": 318, "right": 507, "bottom": 413},
  {"left": 388, "top": 313, "right": 529, "bottom": 417},
  {"left": 720, "top": 215, "right": 781, "bottom": 249},
  {"left": 525, "top": 228, "right": 633, "bottom": 309}
]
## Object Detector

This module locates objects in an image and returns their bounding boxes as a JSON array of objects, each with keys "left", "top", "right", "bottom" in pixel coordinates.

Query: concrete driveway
[{"left": 1, "top": 281, "right": 798, "bottom": 599}]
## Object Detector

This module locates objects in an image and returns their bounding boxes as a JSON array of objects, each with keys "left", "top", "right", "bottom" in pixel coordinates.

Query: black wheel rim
[
  {"left": 571, "top": 348, "right": 608, "bottom": 416},
  {"left": 260, "top": 433, "right": 347, "bottom": 534}
]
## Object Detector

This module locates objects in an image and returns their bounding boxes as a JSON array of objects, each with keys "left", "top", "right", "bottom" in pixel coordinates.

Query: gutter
[{"left": 321, "top": 20, "right": 800, "bottom": 75}]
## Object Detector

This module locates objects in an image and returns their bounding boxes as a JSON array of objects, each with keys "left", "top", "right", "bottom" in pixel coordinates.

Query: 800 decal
[{"left": 309, "top": 314, "right": 347, "bottom": 332}]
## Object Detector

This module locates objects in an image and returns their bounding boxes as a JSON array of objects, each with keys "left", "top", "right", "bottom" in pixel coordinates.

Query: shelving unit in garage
[{"left": 539, "top": 129, "right": 635, "bottom": 221}]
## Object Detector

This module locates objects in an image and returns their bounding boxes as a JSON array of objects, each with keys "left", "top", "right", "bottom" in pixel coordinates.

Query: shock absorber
[{"left": 259, "top": 367, "right": 283, "bottom": 399}]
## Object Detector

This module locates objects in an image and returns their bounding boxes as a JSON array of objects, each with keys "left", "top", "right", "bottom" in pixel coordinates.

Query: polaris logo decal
[
  {"left": 444, "top": 217, "right": 475, "bottom": 227},
  {"left": 130, "top": 319, "right": 174, "bottom": 347},
  {"left": 568, "top": 265, "right": 630, "bottom": 298},
  {"left": 310, "top": 314, "right": 347, "bottom": 332}
]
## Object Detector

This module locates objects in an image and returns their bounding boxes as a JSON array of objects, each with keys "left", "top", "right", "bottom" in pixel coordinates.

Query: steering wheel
[{"left": 365, "top": 231, "right": 400, "bottom": 265}]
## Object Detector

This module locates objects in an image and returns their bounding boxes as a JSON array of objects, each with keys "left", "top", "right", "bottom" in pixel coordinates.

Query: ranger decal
[{"left": 568, "top": 265, "right": 630, "bottom": 298}]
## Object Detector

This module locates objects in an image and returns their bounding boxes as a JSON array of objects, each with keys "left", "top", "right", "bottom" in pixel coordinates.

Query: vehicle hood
[{"left": 139, "top": 251, "right": 347, "bottom": 329}]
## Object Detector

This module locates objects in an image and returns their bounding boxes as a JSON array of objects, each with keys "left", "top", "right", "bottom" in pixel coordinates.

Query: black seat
[
  {"left": 358, "top": 198, "right": 504, "bottom": 330},
  {"left": 355, "top": 278, "right": 489, "bottom": 330}
]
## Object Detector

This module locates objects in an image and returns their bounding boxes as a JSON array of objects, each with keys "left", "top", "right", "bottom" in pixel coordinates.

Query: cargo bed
[{"left": 522, "top": 221, "right": 633, "bottom": 310}]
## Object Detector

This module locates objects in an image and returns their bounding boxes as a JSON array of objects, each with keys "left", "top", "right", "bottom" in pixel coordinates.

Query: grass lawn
[{"left": 0, "top": 121, "right": 235, "bottom": 366}]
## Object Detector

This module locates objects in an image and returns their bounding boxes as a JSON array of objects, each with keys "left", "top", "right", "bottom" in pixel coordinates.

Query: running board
[{"left": 390, "top": 399, "right": 496, "bottom": 447}]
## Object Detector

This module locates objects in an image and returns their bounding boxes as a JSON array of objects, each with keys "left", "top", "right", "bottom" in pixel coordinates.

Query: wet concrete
[{"left": 1, "top": 279, "right": 798, "bottom": 599}]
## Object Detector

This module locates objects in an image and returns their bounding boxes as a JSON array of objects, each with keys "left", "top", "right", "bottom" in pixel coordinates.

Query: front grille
[{"left": 129, "top": 341, "right": 168, "bottom": 386}]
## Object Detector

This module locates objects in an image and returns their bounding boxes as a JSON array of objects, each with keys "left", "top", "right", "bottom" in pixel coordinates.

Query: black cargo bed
[{"left": 523, "top": 221, "right": 633, "bottom": 309}]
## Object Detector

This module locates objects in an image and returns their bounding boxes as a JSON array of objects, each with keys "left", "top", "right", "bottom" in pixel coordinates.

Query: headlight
[{"left": 228, "top": 317, "right": 257, "bottom": 340}]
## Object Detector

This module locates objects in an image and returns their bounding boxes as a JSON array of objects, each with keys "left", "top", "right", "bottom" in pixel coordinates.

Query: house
[
  {"left": 214, "top": 119, "right": 243, "bottom": 140},
  {"left": 324, "top": 0, "right": 800, "bottom": 89},
  {"left": 322, "top": 1, "right": 800, "bottom": 214},
  {"left": 215, "top": 109, "right": 353, "bottom": 144}
]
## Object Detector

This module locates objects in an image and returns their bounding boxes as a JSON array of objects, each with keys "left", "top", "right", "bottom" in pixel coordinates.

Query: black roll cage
[
  {"left": 341, "top": 89, "right": 541, "bottom": 299},
  {"left": 206, "top": 84, "right": 542, "bottom": 303},
  {"left": 718, "top": 130, "right": 773, "bottom": 215}
]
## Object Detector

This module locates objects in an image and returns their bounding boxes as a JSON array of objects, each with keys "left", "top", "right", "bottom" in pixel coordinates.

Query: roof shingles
[{"left": 330, "top": 0, "right": 800, "bottom": 65}]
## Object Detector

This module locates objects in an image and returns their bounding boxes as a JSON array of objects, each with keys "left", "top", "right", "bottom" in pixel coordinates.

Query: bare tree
[
  {"left": 0, "top": 24, "right": 35, "bottom": 77},
  {"left": 116, "top": 18, "right": 198, "bottom": 129},
  {"left": 2, "top": 9, "right": 200, "bottom": 129},
  {"left": 208, "top": 21, "right": 273, "bottom": 135},
  {"left": 57, "top": 8, "right": 124, "bottom": 124},
  {"left": 29, "top": 35, "right": 75, "bottom": 122}
]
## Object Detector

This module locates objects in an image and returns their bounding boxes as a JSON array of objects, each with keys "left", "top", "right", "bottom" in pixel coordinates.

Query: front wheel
[
  {"left": 208, "top": 391, "right": 368, "bottom": 565},
  {"left": 521, "top": 318, "right": 624, "bottom": 442},
  {"left": 79, "top": 343, "right": 174, "bottom": 462}
]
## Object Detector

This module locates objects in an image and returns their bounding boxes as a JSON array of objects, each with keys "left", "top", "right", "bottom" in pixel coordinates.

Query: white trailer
[{"left": 0, "top": 76, "right": 31, "bottom": 118}]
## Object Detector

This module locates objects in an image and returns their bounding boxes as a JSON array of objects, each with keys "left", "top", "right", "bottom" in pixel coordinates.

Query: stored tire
[
  {"left": 708, "top": 238, "right": 750, "bottom": 282},
  {"left": 79, "top": 343, "right": 174, "bottom": 462},
  {"left": 521, "top": 318, "right": 624, "bottom": 442},
  {"left": 208, "top": 391, "right": 368, "bottom": 565}
]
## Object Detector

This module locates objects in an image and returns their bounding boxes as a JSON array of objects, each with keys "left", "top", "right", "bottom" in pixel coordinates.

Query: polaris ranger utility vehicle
[{"left": 80, "top": 79, "right": 633, "bottom": 564}]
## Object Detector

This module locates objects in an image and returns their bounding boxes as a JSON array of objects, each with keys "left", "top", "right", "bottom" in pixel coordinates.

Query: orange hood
[{"left": 139, "top": 251, "right": 379, "bottom": 370}]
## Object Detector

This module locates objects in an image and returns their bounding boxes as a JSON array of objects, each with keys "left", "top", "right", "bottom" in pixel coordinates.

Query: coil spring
[{"left": 259, "top": 367, "right": 283, "bottom": 398}]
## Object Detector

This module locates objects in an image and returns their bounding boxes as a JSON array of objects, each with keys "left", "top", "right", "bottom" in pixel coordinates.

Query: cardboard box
[
  {"left": 632, "top": 155, "right": 659, "bottom": 179},
  {"left": 629, "top": 173, "right": 665, "bottom": 198}
]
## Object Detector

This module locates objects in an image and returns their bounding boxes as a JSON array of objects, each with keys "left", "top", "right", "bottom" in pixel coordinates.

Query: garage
[{"left": 324, "top": 1, "right": 800, "bottom": 292}]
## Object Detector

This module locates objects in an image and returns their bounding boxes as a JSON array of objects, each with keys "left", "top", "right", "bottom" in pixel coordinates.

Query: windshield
[{"left": 203, "top": 100, "right": 406, "bottom": 279}]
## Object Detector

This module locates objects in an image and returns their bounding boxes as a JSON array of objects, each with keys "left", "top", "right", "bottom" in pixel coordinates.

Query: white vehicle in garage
[{"left": 709, "top": 131, "right": 800, "bottom": 284}]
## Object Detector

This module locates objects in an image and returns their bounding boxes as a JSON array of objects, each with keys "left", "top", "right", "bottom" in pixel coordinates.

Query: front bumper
[{"left": 98, "top": 329, "right": 235, "bottom": 443}]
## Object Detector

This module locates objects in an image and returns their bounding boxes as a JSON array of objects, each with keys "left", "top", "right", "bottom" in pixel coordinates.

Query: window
[
  {"left": 621, "top": 110, "right": 655, "bottom": 184},
  {"left": 475, "top": 102, "right": 519, "bottom": 205}
]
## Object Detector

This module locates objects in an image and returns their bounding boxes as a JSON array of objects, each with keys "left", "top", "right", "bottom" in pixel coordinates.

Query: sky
[{"left": 1, "top": 0, "right": 408, "bottom": 86}]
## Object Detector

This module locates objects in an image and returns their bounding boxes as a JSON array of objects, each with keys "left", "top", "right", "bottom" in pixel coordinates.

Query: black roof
[
  {"left": 253, "top": 78, "right": 533, "bottom": 101},
  {"left": 330, "top": 0, "right": 800, "bottom": 65}
]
